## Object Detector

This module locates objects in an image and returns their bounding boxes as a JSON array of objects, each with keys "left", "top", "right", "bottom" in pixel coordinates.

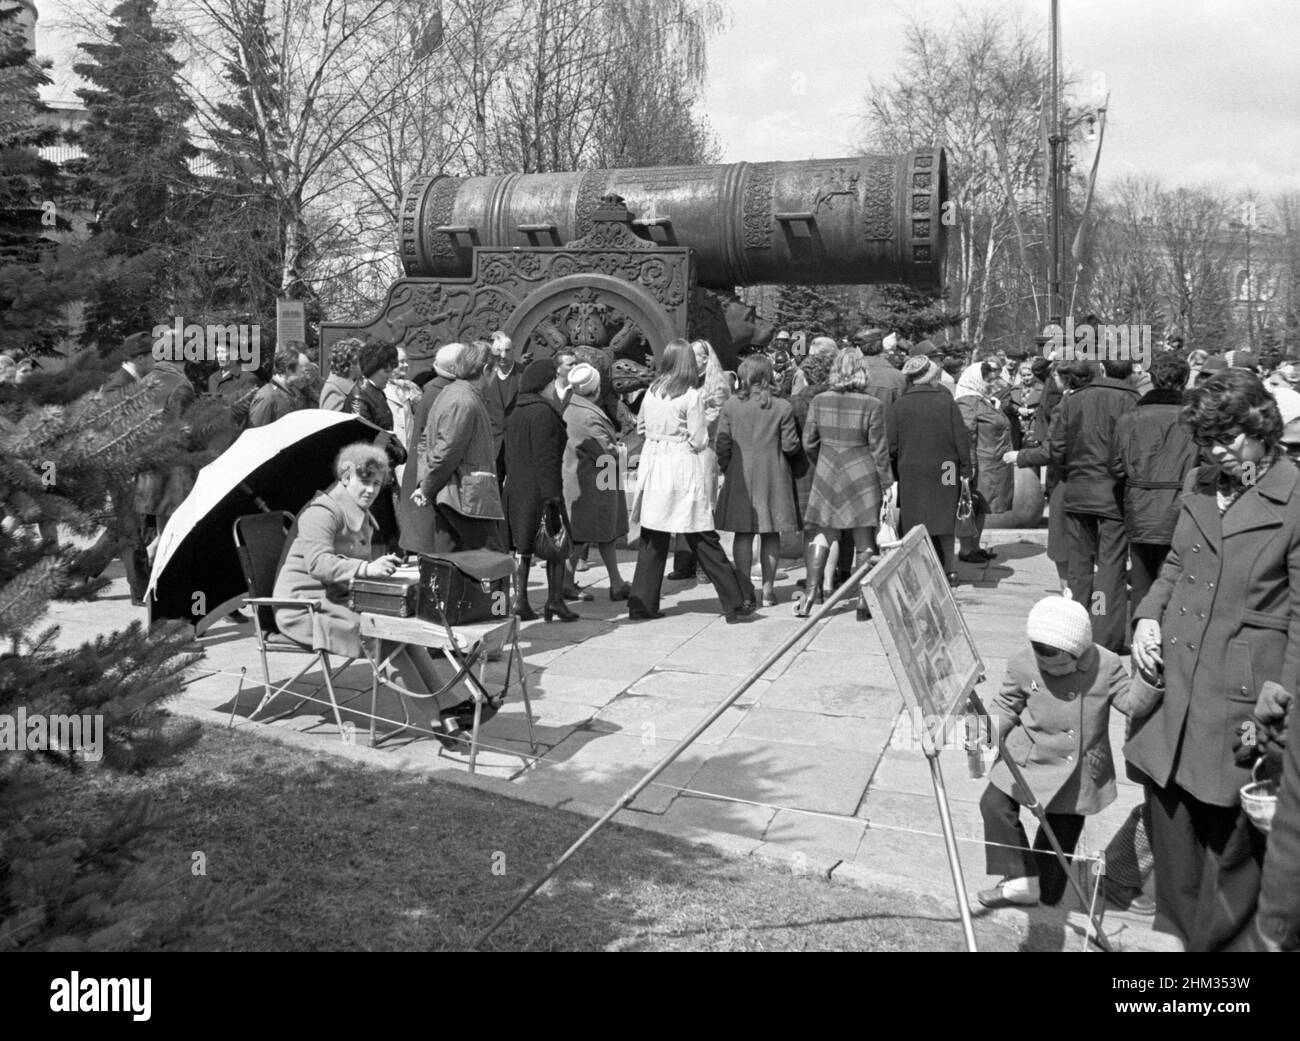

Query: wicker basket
[{"left": 1241, "top": 760, "right": 1278, "bottom": 835}]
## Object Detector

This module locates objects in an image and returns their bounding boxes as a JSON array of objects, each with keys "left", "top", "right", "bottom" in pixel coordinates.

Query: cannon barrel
[{"left": 399, "top": 149, "right": 947, "bottom": 289}]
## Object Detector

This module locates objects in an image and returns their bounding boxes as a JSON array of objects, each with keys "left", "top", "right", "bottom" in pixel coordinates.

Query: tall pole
[
  {"left": 1246, "top": 220, "right": 1256, "bottom": 351},
  {"left": 1047, "top": 0, "right": 1063, "bottom": 326}
]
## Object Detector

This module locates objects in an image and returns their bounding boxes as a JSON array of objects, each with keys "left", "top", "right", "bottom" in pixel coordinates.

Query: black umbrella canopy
[{"left": 150, "top": 414, "right": 385, "bottom": 622}]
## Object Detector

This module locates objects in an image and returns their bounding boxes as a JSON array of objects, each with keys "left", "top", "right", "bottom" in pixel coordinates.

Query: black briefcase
[
  {"left": 348, "top": 573, "right": 421, "bottom": 617},
  {"left": 418, "top": 550, "right": 515, "bottom": 625}
]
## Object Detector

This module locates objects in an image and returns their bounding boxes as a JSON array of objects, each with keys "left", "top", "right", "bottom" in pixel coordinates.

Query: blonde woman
[{"left": 797, "top": 350, "right": 892, "bottom": 619}]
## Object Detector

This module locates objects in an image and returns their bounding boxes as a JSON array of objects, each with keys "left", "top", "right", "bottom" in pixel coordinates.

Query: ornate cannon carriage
[{"left": 322, "top": 149, "right": 949, "bottom": 373}]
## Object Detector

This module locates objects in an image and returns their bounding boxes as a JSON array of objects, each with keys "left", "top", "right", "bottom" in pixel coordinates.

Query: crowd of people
[{"left": 82, "top": 317, "right": 1300, "bottom": 951}]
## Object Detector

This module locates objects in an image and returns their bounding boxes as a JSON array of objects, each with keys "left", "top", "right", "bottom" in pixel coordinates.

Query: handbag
[
  {"left": 879, "top": 485, "right": 900, "bottom": 544},
  {"left": 532, "top": 498, "right": 571, "bottom": 563},
  {"left": 418, "top": 550, "right": 515, "bottom": 625},
  {"left": 955, "top": 478, "right": 978, "bottom": 539}
]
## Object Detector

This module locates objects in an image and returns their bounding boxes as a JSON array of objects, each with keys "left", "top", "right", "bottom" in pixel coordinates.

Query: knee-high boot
[
  {"left": 513, "top": 554, "right": 537, "bottom": 621},
  {"left": 544, "top": 560, "right": 579, "bottom": 622},
  {"left": 794, "top": 542, "right": 828, "bottom": 618}
]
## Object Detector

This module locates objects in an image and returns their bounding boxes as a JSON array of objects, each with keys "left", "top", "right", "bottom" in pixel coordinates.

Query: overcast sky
[
  {"left": 703, "top": 0, "right": 1300, "bottom": 194},
  {"left": 33, "top": 0, "right": 1300, "bottom": 195}
]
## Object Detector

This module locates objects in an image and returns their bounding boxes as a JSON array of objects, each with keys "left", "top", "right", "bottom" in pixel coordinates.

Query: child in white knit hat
[{"left": 976, "top": 595, "right": 1164, "bottom": 909}]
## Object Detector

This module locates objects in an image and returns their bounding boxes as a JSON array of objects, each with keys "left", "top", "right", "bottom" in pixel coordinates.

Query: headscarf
[
  {"left": 519, "top": 358, "right": 557, "bottom": 395},
  {"left": 954, "top": 362, "right": 989, "bottom": 400}
]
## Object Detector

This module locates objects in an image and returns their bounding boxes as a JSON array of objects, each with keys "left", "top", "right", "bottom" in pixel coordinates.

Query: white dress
[{"left": 631, "top": 387, "right": 715, "bottom": 532}]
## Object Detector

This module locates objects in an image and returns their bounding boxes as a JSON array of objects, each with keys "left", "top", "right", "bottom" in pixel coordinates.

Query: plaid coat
[{"left": 802, "top": 390, "right": 892, "bottom": 529}]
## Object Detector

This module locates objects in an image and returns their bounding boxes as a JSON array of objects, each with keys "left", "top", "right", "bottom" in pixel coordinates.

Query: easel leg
[{"left": 924, "top": 734, "right": 979, "bottom": 952}]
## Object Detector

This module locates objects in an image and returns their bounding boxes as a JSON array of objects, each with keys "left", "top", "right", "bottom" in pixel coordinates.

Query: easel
[
  {"left": 920, "top": 708, "right": 980, "bottom": 951},
  {"left": 862, "top": 527, "right": 986, "bottom": 951}
]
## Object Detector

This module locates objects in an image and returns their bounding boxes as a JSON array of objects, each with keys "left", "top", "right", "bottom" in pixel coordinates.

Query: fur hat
[{"left": 1026, "top": 595, "right": 1093, "bottom": 658}]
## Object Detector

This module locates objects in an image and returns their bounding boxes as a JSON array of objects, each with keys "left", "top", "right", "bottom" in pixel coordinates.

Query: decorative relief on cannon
[
  {"left": 861, "top": 157, "right": 896, "bottom": 241},
  {"left": 742, "top": 162, "right": 777, "bottom": 250},
  {"left": 423, "top": 176, "right": 462, "bottom": 261}
]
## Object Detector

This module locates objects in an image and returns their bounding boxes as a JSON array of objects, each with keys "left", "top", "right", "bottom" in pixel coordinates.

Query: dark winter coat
[
  {"left": 1110, "top": 388, "right": 1197, "bottom": 545},
  {"left": 398, "top": 372, "right": 453, "bottom": 556},
  {"left": 248, "top": 378, "right": 301, "bottom": 428},
  {"left": 1036, "top": 376, "right": 1139, "bottom": 519},
  {"left": 346, "top": 379, "right": 393, "bottom": 432},
  {"left": 714, "top": 393, "right": 801, "bottom": 533},
  {"left": 562, "top": 392, "right": 628, "bottom": 544},
  {"left": 957, "top": 392, "right": 1015, "bottom": 513},
  {"left": 503, "top": 392, "right": 568, "bottom": 553},
  {"left": 889, "top": 383, "right": 973, "bottom": 538},
  {"left": 862, "top": 354, "right": 908, "bottom": 416},
  {"left": 1126, "top": 460, "right": 1300, "bottom": 807},
  {"left": 482, "top": 367, "right": 521, "bottom": 461}
]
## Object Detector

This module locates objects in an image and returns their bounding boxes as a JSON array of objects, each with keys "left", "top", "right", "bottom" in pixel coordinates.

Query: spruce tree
[
  {"left": 0, "top": 4, "right": 82, "bottom": 355},
  {"left": 0, "top": 380, "right": 263, "bottom": 950},
  {"left": 862, "top": 283, "right": 964, "bottom": 342},
  {"left": 774, "top": 285, "right": 858, "bottom": 340},
  {"left": 69, "top": 0, "right": 199, "bottom": 349}
]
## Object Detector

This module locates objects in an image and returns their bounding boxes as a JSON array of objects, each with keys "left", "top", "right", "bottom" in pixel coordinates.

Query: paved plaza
[{"left": 49, "top": 530, "right": 1174, "bottom": 950}]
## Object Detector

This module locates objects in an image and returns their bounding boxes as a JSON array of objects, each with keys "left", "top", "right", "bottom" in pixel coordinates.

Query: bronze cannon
[{"left": 323, "top": 148, "right": 948, "bottom": 370}]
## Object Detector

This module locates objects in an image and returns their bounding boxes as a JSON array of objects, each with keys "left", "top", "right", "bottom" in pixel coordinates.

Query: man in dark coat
[
  {"left": 346, "top": 341, "right": 404, "bottom": 550},
  {"left": 399, "top": 344, "right": 460, "bottom": 556},
  {"left": 540, "top": 346, "right": 577, "bottom": 413},
  {"left": 482, "top": 331, "right": 520, "bottom": 485},
  {"left": 1026, "top": 359, "right": 1138, "bottom": 652},
  {"left": 855, "top": 327, "right": 907, "bottom": 415},
  {"left": 889, "top": 357, "right": 973, "bottom": 579},
  {"left": 248, "top": 348, "right": 305, "bottom": 427},
  {"left": 1110, "top": 352, "right": 1196, "bottom": 608}
]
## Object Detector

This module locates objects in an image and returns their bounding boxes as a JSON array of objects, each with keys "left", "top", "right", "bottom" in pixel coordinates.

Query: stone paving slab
[
  {"left": 761, "top": 807, "right": 869, "bottom": 863},
  {"left": 590, "top": 692, "right": 748, "bottom": 745},
  {"left": 626, "top": 668, "right": 771, "bottom": 706},
  {"left": 730, "top": 706, "right": 896, "bottom": 752},
  {"left": 757, "top": 671, "right": 902, "bottom": 718},
  {"left": 511, "top": 729, "right": 713, "bottom": 814},
  {"left": 659, "top": 793, "right": 778, "bottom": 842},
  {"left": 684, "top": 734, "right": 880, "bottom": 816}
]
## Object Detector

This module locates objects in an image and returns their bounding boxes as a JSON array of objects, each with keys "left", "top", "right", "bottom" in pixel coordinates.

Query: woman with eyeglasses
[{"left": 1126, "top": 369, "right": 1300, "bottom": 951}]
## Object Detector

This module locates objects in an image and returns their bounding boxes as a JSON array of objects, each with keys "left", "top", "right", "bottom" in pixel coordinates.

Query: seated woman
[{"left": 273, "top": 442, "right": 448, "bottom": 715}]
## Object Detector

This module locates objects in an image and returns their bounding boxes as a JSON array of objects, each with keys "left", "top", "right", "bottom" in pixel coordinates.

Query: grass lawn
[{"left": 40, "top": 723, "right": 1024, "bottom": 951}]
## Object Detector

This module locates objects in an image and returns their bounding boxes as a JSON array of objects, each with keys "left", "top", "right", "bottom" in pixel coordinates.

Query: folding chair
[{"left": 228, "top": 511, "right": 357, "bottom": 741}]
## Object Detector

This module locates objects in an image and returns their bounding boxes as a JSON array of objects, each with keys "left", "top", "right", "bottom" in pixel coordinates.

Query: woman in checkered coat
[{"left": 796, "top": 350, "right": 893, "bottom": 618}]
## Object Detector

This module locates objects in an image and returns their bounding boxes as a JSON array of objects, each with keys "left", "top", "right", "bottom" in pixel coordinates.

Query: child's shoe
[{"left": 977, "top": 876, "right": 1041, "bottom": 908}]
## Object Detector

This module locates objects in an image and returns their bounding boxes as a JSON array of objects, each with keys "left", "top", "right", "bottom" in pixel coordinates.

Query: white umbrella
[{"left": 146, "top": 410, "right": 384, "bottom": 626}]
